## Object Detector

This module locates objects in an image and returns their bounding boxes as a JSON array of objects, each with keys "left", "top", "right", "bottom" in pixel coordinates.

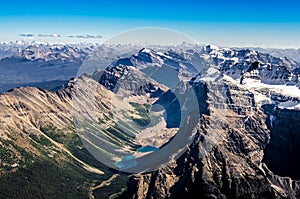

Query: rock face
[
  {"left": 263, "top": 105, "right": 300, "bottom": 180},
  {"left": 123, "top": 77, "right": 300, "bottom": 199}
]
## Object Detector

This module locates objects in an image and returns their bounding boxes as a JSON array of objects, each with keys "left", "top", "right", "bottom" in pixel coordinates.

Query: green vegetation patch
[
  {"left": 94, "top": 174, "right": 129, "bottom": 199},
  {"left": 29, "top": 134, "right": 52, "bottom": 147},
  {"left": 0, "top": 126, "right": 130, "bottom": 199},
  {"left": 0, "top": 158, "right": 94, "bottom": 199},
  {"left": 0, "top": 144, "right": 18, "bottom": 169},
  {"left": 129, "top": 102, "right": 151, "bottom": 127},
  {"left": 40, "top": 125, "right": 77, "bottom": 146}
]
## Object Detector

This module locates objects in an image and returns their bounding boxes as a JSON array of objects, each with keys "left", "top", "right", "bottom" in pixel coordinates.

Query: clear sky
[{"left": 1, "top": 0, "right": 300, "bottom": 48}]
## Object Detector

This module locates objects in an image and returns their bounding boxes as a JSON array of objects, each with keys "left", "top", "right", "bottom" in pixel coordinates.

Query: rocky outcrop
[
  {"left": 96, "top": 65, "right": 166, "bottom": 96},
  {"left": 182, "top": 46, "right": 300, "bottom": 85},
  {"left": 123, "top": 78, "right": 300, "bottom": 199}
]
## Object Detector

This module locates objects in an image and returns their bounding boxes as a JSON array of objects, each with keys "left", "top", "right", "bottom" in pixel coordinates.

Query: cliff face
[
  {"left": 263, "top": 105, "right": 300, "bottom": 180},
  {"left": 124, "top": 78, "right": 300, "bottom": 199}
]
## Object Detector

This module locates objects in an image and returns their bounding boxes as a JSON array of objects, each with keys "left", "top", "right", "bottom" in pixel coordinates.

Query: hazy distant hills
[
  {"left": 0, "top": 41, "right": 140, "bottom": 93},
  {"left": 0, "top": 41, "right": 299, "bottom": 93},
  {"left": 251, "top": 47, "right": 300, "bottom": 62}
]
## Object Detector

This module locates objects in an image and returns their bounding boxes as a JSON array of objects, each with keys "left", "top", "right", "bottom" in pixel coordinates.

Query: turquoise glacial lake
[{"left": 137, "top": 146, "right": 159, "bottom": 153}]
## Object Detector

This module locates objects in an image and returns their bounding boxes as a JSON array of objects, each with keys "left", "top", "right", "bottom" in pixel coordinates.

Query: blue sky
[{"left": 1, "top": 0, "right": 300, "bottom": 48}]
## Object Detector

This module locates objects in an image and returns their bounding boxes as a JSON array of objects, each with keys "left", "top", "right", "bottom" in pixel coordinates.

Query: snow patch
[{"left": 277, "top": 101, "right": 300, "bottom": 110}]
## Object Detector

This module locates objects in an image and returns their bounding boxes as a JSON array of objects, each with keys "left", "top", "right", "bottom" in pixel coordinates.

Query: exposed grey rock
[{"left": 123, "top": 79, "right": 300, "bottom": 199}]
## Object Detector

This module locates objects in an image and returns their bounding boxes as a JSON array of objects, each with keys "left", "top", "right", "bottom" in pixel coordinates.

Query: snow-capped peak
[
  {"left": 205, "top": 44, "right": 220, "bottom": 52},
  {"left": 139, "top": 48, "right": 153, "bottom": 54}
]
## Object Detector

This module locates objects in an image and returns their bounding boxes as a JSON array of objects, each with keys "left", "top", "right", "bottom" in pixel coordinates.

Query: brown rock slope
[
  {"left": 0, "top": 75, "right": 130, "bottom": 198},
  {"left": 0, "top": 75, "right": 108, "bottom": 174}
]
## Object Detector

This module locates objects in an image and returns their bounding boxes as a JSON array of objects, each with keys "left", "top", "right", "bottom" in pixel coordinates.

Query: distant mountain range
[
  {"left": 251, "top": 47, "right": 300, "bottom": 62},
  {"left": 0, "top": 41, "right": 299, "bottom": 93}
]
